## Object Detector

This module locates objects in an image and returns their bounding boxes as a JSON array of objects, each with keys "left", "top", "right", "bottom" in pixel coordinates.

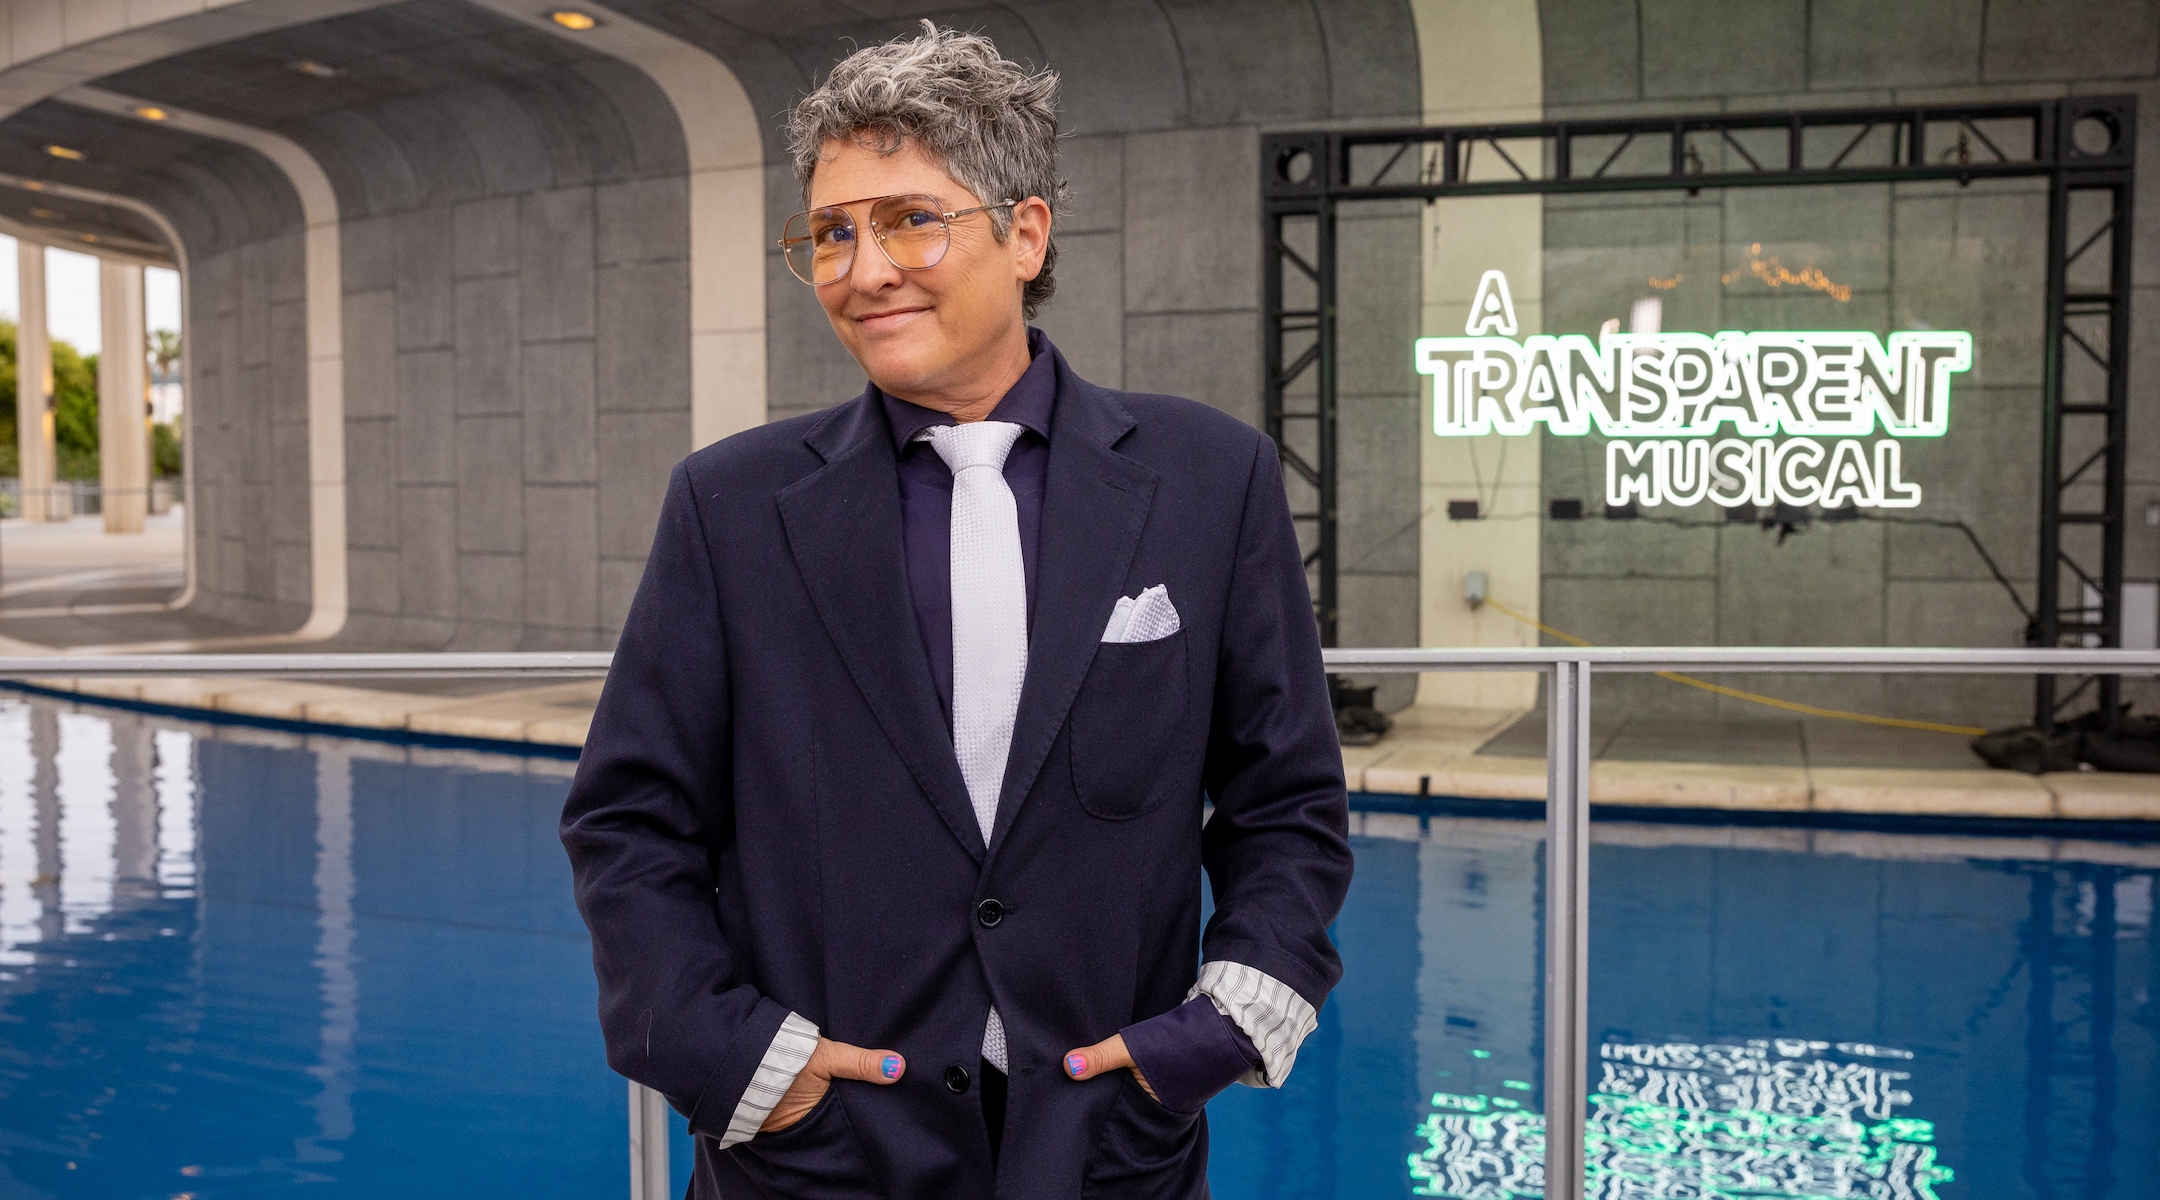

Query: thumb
[
  {"left": 819, "top": 1039, "right": 906, "bottom": 1085},
  {"left": 1062, "top": 1033, "right": 1133, "bottom": 1081}
]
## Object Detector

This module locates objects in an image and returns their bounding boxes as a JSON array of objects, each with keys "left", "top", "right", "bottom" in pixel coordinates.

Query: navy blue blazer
[{"left": 562, "top": 347, "right": 1352, "bottom": 1199}]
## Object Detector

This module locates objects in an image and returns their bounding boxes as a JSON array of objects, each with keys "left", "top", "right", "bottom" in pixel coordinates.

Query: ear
[{"left": 1009, "top": 196, "right": 1052, "bottom": 282}]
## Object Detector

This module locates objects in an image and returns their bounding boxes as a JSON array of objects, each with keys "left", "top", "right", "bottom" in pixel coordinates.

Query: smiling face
[{"left": 806, "top": 135, "right": 1050, "bottom": 416}]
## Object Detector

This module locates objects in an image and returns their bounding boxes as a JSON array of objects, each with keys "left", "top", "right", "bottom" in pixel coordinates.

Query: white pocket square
[{"left": 1101, "top": 584, "right": 1181, "bottom": 643}]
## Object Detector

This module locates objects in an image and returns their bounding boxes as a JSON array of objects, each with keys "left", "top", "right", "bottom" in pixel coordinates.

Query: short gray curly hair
[{"left": 787, "top": 22, "right": 1067, "bottom": 318}]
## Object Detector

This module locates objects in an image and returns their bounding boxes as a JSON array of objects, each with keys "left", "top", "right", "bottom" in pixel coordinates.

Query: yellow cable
[{"left": 1478, "top": 598, "right": 1987, "bottom": 737}]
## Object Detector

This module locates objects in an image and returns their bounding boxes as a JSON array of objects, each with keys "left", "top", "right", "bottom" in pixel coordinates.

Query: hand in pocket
[{"left": 761, "top": 1038, "right": 906, "bottom": 1132}]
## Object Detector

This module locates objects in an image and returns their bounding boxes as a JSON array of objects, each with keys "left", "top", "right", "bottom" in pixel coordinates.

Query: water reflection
[
  {"left": 1207, "top": 812, "right": 2159, "bottom": 1200},
  {"left": 0, "top": 696, "right": 2152, "bottom": 1199},
  {"left": 0, "top": 696, "right": 606, "bottom": 1198}
]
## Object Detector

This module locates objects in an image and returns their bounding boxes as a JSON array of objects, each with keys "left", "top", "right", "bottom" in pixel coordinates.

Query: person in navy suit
[{"left": 561, "top": 22, "right": 1351, "bottom": 1199}]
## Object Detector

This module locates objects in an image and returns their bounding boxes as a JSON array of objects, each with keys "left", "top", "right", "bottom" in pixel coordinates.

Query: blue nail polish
[{"left": 882, "top": 1055, "right": 901, "bottom": 1080}]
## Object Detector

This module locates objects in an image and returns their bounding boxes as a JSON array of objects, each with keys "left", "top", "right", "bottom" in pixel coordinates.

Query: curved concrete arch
[
  {"left": 63, "top": 84, "right": 349, "bottom": 641},
  {"left": 468, "top": 0, "right": 765, "bottom": 449},
  {"left": 0, "top": 166, "right": 199, "bottom": 604}
]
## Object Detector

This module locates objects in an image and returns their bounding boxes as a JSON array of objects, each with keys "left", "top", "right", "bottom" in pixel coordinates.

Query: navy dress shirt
[{"left": 877, "top": 330, "right": 1262, "bottom": 1111}]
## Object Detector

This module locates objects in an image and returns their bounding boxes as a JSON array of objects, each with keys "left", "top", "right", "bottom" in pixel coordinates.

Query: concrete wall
[{"left": 1536, "top": 0, "right": 2160, "bottom": 726}]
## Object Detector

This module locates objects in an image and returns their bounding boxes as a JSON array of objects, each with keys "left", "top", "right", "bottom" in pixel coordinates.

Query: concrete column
[
  {"left": 97, "top": 258, "right": 150, "bottom": 534},
  {"left": 15, "top": 241, "right": 55, "bottom": 522},
  {"left": 1411, "top": 0, "right": 1545, "bottom": 710}
]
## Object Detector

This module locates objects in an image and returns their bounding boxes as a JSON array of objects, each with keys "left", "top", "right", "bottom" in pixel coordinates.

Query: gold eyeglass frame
[{"left": 778, "top": 194, "right": 1018, "bottom": 286}]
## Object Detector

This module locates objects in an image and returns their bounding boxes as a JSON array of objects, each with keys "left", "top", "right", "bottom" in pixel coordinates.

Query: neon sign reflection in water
[
  {"left": 1409, "top": 1038, "right": 1954, "bottom": 1199},
  {"left": 1415, "top": 271, "right": 1972, "bottom": 509}
]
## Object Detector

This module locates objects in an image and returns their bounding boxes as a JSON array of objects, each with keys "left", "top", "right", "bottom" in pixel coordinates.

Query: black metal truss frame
[{"left": 1262, "top": 97, "right": 2136, "bottom": 726}]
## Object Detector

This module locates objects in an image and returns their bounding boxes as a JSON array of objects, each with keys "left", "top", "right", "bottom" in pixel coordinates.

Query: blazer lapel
[
  {"left": 778, "top": 394, "right": 984, "bottom": 861},
  {"left": 990, "top": 357, "right": 1157, "bottom": 853}
]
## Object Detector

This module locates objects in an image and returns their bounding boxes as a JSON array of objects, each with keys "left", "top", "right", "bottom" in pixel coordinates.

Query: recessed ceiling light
[
  {"left": 44, "top": 144, "right": 83, "bottom": 160},
  {"left": 287, "top": 59, "right": 343, "bottom": 78},
  {"left": 81, "top": 234, "right": 98, "bottom": 244},
  {"left": 22, "top": 180, "right": 44, "bottom": 191},
  {"left": 549, "top": 10, "right": 597, "bottom": 30},
  {"left": 133, "top": 105, "right": 169, "bottom": 121},
  {"left": 30, "top": 208, "right": 56, "bottom": 219}
]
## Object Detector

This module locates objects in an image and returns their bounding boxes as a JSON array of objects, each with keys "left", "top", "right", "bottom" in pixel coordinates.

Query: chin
[{"left": 855, "top": 345, "right": 950, "bottom": 397}]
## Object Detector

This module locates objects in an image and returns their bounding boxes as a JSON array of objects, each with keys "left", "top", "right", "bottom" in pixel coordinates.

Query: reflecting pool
[{"left": 0, "top": 696, "right": 2152, "bottom": 1198}]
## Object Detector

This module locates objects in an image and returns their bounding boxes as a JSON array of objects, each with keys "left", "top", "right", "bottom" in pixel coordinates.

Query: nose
[{"left": 847, "top": 222, "right": 905, "bottom": 294}]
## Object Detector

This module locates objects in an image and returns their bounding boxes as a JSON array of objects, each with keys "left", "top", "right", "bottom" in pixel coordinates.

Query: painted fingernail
[
  {"left": 882, "top": 1055, "right": 902, "bottom": 1080},
  {"left": 1067, "top": 1054, "right": 1087, "bottom": 1077}
]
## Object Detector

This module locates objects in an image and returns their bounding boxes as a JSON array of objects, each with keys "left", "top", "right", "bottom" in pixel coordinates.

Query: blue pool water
[{"left": 0, "top": 696, "right": 2152, "bottom": 1198}]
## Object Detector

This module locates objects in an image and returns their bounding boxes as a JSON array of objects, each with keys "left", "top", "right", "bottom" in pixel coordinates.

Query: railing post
[
  {"left": 629, "top": 1081, "right": 669, "bottom": 1200},
  {"left": 1543, "top": 658, "right": 1591, "bottom": 1199}
]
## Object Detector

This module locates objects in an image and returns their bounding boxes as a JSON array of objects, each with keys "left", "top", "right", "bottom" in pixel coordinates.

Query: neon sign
[
  {"left": 1416, "top": 272, "right": 1972, "bottom": 509},
  {"left": 1408, "top": 1038, "right": 1954, "bottom": 1199}
]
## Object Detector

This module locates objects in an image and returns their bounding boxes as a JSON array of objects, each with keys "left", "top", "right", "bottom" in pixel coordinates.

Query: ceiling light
[
  {"left": 549, "top": 10, "right": 597, "bottom": 30},
  {"left": 44, "top": 144, "right": 83, "bottom": 160},
  {"left": 133, "top": 105, "right": 169, "bottom": 121},
  {"left": 287, "top": 59, "right": 343, "bottom": 78},
  {"left": 30, "top": 208, "right": 56, "bottom": 219},
  {"left": 22, "top": 180, "right": 43, "bottom": 191},
  {"left": 81, "top": 234, "right": 98, "bottom": 244}
]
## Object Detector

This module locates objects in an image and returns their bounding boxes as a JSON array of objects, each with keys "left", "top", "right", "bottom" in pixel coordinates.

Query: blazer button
[
  {"left": 945, "top": 1064, "right": 971, "bottom": 1094},
  {"left": 976, "top": 899, "right": 1005, "bottom": 928}
]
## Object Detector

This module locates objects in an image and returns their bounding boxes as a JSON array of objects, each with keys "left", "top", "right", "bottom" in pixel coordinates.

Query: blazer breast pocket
[{"left": 1068, "top": 628, "right": 1188, "bottom": 820}]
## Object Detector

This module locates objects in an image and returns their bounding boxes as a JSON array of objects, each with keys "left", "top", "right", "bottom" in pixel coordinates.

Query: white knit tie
[{"left": 925, "top": 420, "right": 1028, "bottom": 1073}]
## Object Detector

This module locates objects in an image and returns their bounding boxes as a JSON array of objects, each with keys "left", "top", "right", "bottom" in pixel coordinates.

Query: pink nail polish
[
  {"left": 882, "top": 1055, "right": 901, "bottom": 1079},
  {"left": 1067, "top": 1054, "right": 1086, "bottom": 1077}
]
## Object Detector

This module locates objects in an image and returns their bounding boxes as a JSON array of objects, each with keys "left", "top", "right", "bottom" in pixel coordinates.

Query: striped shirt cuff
[
  {"left": 718, "top": 1011, "right": 820, "bottom": 1148},
  {"left": 1187, "top": 959, "right": 1318, "bottom": 1089}
]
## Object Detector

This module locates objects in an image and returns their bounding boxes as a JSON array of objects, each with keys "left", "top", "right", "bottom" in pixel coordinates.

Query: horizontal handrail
[
  {"left": 0, "top": 651, "right": 613, "bottom": 678},
  {"left": 1322, "top": 646, "right": 2160, "bottom": 674},
  {"left": 0, "top": 646, "right": 2154, "bottom": 680}
]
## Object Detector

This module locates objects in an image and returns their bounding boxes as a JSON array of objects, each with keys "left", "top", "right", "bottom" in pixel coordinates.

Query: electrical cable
[{"left": 1477, "top": 596, "right": 1988, "bottom": 737}]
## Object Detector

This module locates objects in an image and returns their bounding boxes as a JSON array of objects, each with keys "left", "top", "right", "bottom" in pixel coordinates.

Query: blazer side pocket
[
  {"left": 730, "top": 1086, "right": 884, "bottom": 1198},
  {"left": 1081, "top": 1076, "right": 1208, "bottom": 1200},
  {"left": 1068, "top": 629, "right": 1188, "bottom": 820}
]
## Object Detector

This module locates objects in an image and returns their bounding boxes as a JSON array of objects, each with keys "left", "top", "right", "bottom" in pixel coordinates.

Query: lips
[{"left": 856, "top": 307, "right": 927, "bottom": 330}]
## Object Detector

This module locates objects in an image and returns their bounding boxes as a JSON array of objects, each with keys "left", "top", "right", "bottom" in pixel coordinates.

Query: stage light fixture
[{"left": 549, "top": 10, "right": 598, "bottom": 29}]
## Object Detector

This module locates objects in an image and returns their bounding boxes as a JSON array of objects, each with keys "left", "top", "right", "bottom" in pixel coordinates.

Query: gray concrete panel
[
  {"left": 1056, "top": 135, "right": 1123, "bottom": 235},
  {"left": 398, "top": 484, "right": 458, "bottom": 619},
  {"left": 396, "top": 349, "right": 457, "bottom": 485},
  {"left": 598, "top": 411, "right": 686, "bottom": 559},
  {"left": 1541, "top": 0, "right": 1643, "bottom": 106},
  {"left": 1309, "top": 0, "right": 1421, "bottom": 119},
  {"left": 1983, "top": 0, "right": 2160, "bottom": 83},
  {"left": 521, "top": 339, "right": 598, "bottom": 484},
  {"left": 1336, "top": 391, "right": 1421, "bottom": 575},
  {"left": 1160, "top": 0, "right": 1331, "bottom": 126},
  {"left": 1336, "top": 204, "right": 1420, "bottom": 398},
  {"left": 344, "top": 418, "right": 398, "bottom": 551},
  {"left": 342, "top": 289, "right": 398, "bottom": 420},
  {"left": 1639, "top": 0, "right": 1807, "bottom": 100},
  {"left": 1123, "top": 125, "right": 1259, "bottom": 314},
  {"left": 1808, "top": 0, "right": 1982, "bottom": 89},
  {"left": 570, "top": 58, "right": 689, "bottom": 177},
  {"left": 270, "top": 420, "right": 311, "bottom": 547},
  {"left": 453, "top": 196, "right": 520, "bottom": 280},
  {"left": 520, "top": 186, "right": 597, "bottom": 341},
  {"left": 596, "top": 261, "right": 691, "bottom": 413},
  {"left": 1882, "top": 384, "right": 2041, "bottom": 583},
  {"left": 1890, "top": 182, "right": 2048, "bottom": 390},
  {"left": 347, "top": 548, "right": 400, "bottom": 616},
  {"left": 597, "top": 177, "right": 689, "bottom": 266},
  {"left": 1542, "top": 575, "right": 1719, "bottom": 717},
  {"left": 395, "top": 205, "right": 455, "bottom": 350},
  {"left": 238, "top": 239, "right": 272, "bottom": 368},
  {"left": 1545, "top": 516, "right": 1719, "bottom": 579},
  {"left": 1124, "top": 310, "right": 1262, "bottom": 429},
  {"left": 1031, "top": 231, "right": 1122, "bottom": 388},
  {"left": 342, "top": 214, "right": 398, "bottom": 294},
  {"left": 454, "top": 276, "right": 520, "bottom": 417},
  {"left": 457, "top": 551, "right": 525, "bottom": 627},
  {"left": 765, "top": 254, "right": 865, "bottom": 419},
  {"left": 456, "top": 416, "right": 525, "bottom": 554},
  {"left": 268, "top": 297, "right": 309, "bottom": 428},
  {"left": 524, "top": 484, "right": 600, "bottom": 632}
]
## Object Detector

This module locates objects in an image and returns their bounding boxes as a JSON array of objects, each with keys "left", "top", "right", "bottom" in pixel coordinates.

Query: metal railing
[{"left": 5, "top": 645, "right": 2159, "bottom": 1200}]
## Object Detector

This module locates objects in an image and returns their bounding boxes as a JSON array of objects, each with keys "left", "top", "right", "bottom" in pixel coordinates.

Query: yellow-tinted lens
[
  {"left": 783, "top": 207, "right": 856, "bottom": 284},
  {"left": 871, "top": 195, "right": 949, "bottom": 270}
]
